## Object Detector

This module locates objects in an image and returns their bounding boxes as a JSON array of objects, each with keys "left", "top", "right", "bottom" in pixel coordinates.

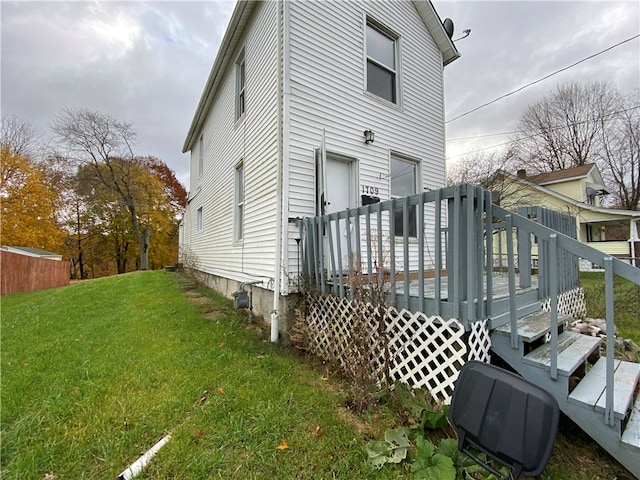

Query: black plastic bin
[{"left": 448, "top": 361, "right": 560, "bottom": 479}]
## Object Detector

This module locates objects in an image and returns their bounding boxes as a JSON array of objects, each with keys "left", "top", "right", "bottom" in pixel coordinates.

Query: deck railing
[
  {"left": 298, "top": 183, "right": 640, "bottom": 426},
  {"left": 299, "top": 184, "right": 588, "bottom": 325}
]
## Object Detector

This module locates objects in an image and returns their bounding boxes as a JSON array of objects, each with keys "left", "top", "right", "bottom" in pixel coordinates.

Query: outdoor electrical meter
[{"left": 233, "top": 290, "right": 250, "bottom": 309}]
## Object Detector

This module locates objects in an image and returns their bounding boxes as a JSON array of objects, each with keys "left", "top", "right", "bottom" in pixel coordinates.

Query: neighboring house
[
  {"left": 492, "top": 165, "right": 640, "bottom": 269},
  {"left": 180, "top": 0, "right": 460, "bottom": 338}
]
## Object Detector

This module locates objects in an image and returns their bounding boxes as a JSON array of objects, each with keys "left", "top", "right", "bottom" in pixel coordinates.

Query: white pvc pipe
[{"left": 117, "top": 434, "right": 171, "bottom": 480}]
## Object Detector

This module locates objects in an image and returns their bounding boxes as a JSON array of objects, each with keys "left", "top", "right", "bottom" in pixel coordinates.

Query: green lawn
[
  {"left": 580, "top": 271, "right": 640, "bottom": 346},
  {"left": 1, "top": 270, "right": 636, "bottom": 479},
  {"left": 1, "top": 272, "right": 398, "bottom": 479}
]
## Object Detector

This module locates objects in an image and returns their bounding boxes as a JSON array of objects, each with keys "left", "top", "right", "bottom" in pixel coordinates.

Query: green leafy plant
[
  {"left": 410, "top": 436, "right": 456, "bottom": 479},
  {"left": 366, "top": 427, "right": 412, "bottom": 469},
  {"left": 367, "top": 385, "right": 514, "bottom": 479}
]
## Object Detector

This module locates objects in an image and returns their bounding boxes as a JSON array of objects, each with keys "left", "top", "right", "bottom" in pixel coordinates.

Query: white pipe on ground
[{"left": 117, "top": 433, "right": 171, "bottom": 480}]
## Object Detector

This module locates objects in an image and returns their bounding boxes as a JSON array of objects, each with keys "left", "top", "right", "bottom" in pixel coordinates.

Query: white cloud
[{"left": 1, "top": 0, "right": 638, "bottom": 184}]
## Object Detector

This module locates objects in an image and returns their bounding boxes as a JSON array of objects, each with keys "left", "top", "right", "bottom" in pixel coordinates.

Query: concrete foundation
[{"left": 194, "top": 269, "right": 298, "bottom": 342}]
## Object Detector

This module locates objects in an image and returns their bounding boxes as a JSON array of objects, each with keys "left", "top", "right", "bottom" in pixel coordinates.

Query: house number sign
[{"left": 361, "top": 185, "right": 379, "bottom": 195}]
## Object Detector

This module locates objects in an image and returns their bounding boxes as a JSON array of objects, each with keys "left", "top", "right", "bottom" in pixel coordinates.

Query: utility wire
[
  {"left": 447, "top": 105, "right": 640, "bottom": 142},
  {"left": 446, "top": 34, "right": 640, "bottom": 125},
  {"left": 446, "top": 105, "right": 640, "bottom": 160}
]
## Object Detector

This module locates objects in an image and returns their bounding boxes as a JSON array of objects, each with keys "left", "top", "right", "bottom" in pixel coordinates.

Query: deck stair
[
  {"left": 491, "top": 309, "right": 640, "bottom": 476},
  {"left": 299, "top": 183, "right": 640, "bottom": 476}
]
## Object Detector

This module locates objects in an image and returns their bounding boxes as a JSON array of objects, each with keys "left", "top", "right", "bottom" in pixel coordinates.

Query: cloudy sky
[{"left": 2, "top": 0, "right": 639, "bottom": 188}]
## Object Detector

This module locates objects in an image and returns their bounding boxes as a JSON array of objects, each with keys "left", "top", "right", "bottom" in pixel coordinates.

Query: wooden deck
[{"left": 393, "top": 273, "right": 539, "bottom": 301}]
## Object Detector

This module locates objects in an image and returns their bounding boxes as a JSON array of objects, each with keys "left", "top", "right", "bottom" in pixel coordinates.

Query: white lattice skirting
[
  {"left": 304, "top": 296, "right": 491, "bottom": 404},
  {"left": 540, "top": 287, "right": 586, "bottom": 319}
]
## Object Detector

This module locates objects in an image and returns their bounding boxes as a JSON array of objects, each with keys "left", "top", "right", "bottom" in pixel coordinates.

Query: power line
[
  {"left": 446, "top": 34, "right": 640, "bottom": 125},
  {"left": 447, "top": 105, "right": 640, "bottom": 142},
  {"left": 446, "top": 105, "right": 640, "bottom": 161}
]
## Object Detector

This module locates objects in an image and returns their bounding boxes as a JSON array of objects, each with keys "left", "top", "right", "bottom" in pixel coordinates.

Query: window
[
  {"left": 196, "top": 206, "right": 203, "bottom": 232},
  {"left": 391, "top": 155, "right": 417, "bottom": 237},
  {"left": 236, "top": 50, "right": 246, "bottom": 120},
  {"left": 366, "top": 19, "right": 398, "bottom": 103},
  {"left": 234, "top": 162, "right": 244, "bottom": 241},
  {"left": 198, "top": 134, "right": 204, "bottom": 177}
]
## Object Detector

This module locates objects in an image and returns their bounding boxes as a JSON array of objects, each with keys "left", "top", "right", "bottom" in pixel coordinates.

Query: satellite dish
[
  {"left": 443, "top": 18, "right": 454, "bottom": 39},
  {"left": 586, "top": 187, "right": 597, "bottom": 204}
]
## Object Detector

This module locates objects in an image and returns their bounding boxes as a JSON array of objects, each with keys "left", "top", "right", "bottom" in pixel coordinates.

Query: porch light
[{"left": 364, "top": 129, "right": 375, "bottom": 144}]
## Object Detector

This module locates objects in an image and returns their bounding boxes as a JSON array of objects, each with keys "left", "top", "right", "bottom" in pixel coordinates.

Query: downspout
[
  {"left": 281, "top": 2, "right": 292, "bottom": 299},
  {"left": 271, "top": 0, "right": 289, "bottom": 343}
]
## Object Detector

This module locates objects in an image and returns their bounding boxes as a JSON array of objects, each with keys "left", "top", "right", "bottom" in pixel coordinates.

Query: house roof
[
  {"left": 496, "top": 169, "right": 640, "bottom": 222},
  {"left": 1, "top": 246, "right": 63, "bottom": 258},
  {"left": 182, "top": 0, "right": 459, "bottom": 153},
  {"left": 525, "top": 164, "right": 603, "bottom": 186}
]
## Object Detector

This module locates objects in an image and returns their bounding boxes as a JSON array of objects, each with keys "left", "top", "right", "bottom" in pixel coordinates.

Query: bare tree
[
  {"left": 512, "top": 81, "right": 616, "bottom": 173},
  {"left": 447, "top": 146, "right": 525, "bottom": 205},
  {"left": 597, "top": 91, "right": 640, "bottom": 210},
  {"left": 52, "top": 108, "right": 151, "bottom": 270},
  {"left": 1, "top": 114, "right": 44, "bottom": 158}
]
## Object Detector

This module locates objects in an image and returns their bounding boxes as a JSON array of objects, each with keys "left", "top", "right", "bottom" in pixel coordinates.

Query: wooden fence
[{"left": 1, "top": 251, "right": 69, "bottom": 295}]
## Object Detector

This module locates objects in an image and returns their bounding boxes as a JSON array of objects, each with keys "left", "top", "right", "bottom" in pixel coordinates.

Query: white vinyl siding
[
  {"left": 183, "top": 1, "right": 279, "bottom": 281},
  {"left": 183, "top": 0, "right": 452, "bottom": 286},
  {"left": 285, "top": 0, "right": 448, "bottom": 274}
]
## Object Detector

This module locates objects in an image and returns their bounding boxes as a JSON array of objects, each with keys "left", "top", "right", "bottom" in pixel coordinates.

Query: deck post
[
  {"left": 517, "top": 207, "right": 532, "bottom": 288},
  {"left": 604, "top": 257, "right": 615, "bottom": 427},
  {"left": 448, "top": 186, "right": 466, "bottom": 319}
]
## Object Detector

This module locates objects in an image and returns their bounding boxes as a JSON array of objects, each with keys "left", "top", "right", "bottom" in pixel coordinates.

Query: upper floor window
[
  {"left": 366, "top": 19, "right": 398, "bottom": 104},
  {"left": 391, "top": 155, "right": 417, "bottom": 237},
  {"left": 198, "top": 134, "right": 204, "bottom": 177},
  {"left": 196, "top": 206, "right": 203, "bottom": 232},
  {"left": 234, "top": 162, "right": 244, "bottom": 241},
  {"left": 236, "top": 49, "right": 246, "bottom": 120}
]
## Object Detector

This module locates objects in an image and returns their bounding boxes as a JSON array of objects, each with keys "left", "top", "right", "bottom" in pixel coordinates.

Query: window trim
[
  {"left": 234, "top": 160, "right": 244, "bottom": 243},
  {"left": 196, "top": 206, "right": 203, "bottom": 233},
  {"left": 365, "top": 16, "right": 400, "bottom": 105},
  {"left": 235, "top": 49, "right": 246, "bottom": 121},
  {"left": 198, "top": 134, "right": 204, "bottom": 178},
  {"left": 390, "top": 153, "right": 420, "bottom": 238}
]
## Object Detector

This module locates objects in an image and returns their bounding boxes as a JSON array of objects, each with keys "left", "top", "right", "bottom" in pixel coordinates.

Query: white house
[{"left": 180, "top": 0, "right": 459, "bottom": 341}]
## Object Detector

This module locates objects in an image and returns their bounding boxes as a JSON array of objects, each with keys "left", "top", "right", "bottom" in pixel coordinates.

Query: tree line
[
  {"left": 447, "top": 81, "right": 640, "bottom": 211},
  {"left": 1, "top": 108, "right": 187, "bottom": 279}
]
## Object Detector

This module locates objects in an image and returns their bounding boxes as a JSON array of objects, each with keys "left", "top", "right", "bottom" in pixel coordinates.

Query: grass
[
  {"left": 1, "top": 270, "right": 637, "bottom": 479},
  {"left": 580, "top": 271, "right": 640, "bottom": 346},
  {"left": 1, "top": 271, "right": 397, "bottom": 479}
]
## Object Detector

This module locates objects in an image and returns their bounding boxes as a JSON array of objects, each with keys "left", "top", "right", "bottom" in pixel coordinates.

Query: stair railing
[{"left": 493, "top": 205, "right": 640, "bottom": 426}]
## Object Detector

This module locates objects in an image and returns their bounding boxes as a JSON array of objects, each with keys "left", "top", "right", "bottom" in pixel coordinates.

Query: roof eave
[
  {"left": 182, "top": 1, "right": 256, "bottom": 153},
  {"left": 500, "top": 170, "right": 640, "bottom": 219},
  {"left": 412, "top": 0, "right": 460, "bottom": 67}
]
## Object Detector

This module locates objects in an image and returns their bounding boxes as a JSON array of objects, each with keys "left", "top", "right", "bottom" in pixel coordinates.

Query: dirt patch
[
  {"left": 202, "top": 310, "right": 226, "bottom": 320},
  {"left": 336, "top": 406, "right": 377, "bottom": 440},
  {"left": 187, "top": 295, "right": 211, "bottom": 305},
  {"left": 185, "top": 291, "right": 204, "bottom": 298}
]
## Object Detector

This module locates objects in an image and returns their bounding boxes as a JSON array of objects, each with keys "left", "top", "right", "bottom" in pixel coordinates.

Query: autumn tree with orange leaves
[{"left": 0, "top": 146, "right": 64, "bottom": 251}]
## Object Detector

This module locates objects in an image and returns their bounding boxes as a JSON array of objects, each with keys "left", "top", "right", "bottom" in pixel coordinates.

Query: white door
[{"left": 325, "top": 155, "right": 354, "bottom": 274}]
